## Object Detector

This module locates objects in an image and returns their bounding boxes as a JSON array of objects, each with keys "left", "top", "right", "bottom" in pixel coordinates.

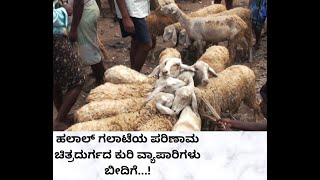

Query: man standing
[{"left": 115, "top": 0, "right": 152, "bottom": 72}]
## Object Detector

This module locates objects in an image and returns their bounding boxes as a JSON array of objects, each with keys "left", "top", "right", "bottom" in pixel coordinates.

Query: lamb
[
  {"left": 87, "top": 82, "right": 153, "bottom": 102},
  {"left": 66, "top": 92, "right": 176, "bottom": 131},
  {"left": 148, "top": 57, "right": 195, "bottom": 78},
  {"left": 171, "top": 84, "right": 198, "bottom": 115},
  {"left": 158, "top": 47, "right": 181, "bottom": 63},
  {"left": 162, "top": 4, "right": 227, "bottom": 45},
  {"left": 74, "top": 97, "right": 146, "bottom": 123},
  {"left": 156, "top": 93, "right": 176, "bottom": 116},
  {"left": 172, "top": 106, "right": 201, "bottom": 131},
  {"left": 194, "top": 65, "right": 263, "bottom": 122},
  {"left": 179, "top": 7, "right": 253, "bottom": 62},
  {"left": 87, "top": 49, "right": 183, "bottom": 102},
  {"left": 152, "top": 69, "right": 198, "bottom": 116},
  {"left": 192, "top": 45, "right": 228, "bottom": 86},
  {"left": 146, "top": 76, "right": 186, "bottom": 102},
  {"left": 104, "top": 65, "right": 156, "bottom": 84},
  {"left": 160, "top": 3, "right": 248, "bottom": 60},
  {"left": 148, "top": 48, "right": 184, "bottom": 78},
  {"left": 176, "top": 70, "right": 196, "bottom": 87}
]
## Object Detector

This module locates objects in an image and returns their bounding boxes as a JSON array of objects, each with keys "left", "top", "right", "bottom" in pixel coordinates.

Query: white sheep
[
  {"left": 172, "top": 106, "right": 201, "bottom": 131},
  {"left": 160, "top": 3, "right": 248, "bottom": 60},
  {"left": 162, "top": 4, "right": 227, "bottom": 45},
  {"left": 192, "top": 45, "right": 228, "bottom": 86},
  {"left": 104, "top": 65, "right": 156, "bottom": 84},
  {"left": 195, "top": 65, "right": 263, "bottom": 122},
  {"left": 146, "top": 76, "right": 186, "bottom": 102},
  {"left": 66, "top": 92, "right": 177, "bottom": 131},
  {"left": 179, "top": 7, "right": 253, "bottom": 62},
  {"left": 171, "top": 84, "right": 198, "bottom": 115},
  {"left": 156, "top": 93, "right": 176, "bottom": 116},
  {"left": 148, "top": 57, "right": 195, "bottom": 78},
  {"left": 87, "top": 82, "right": 153, "bottom": 102},
  {"left": 74, "top": 97, "right": 146, "bottom": 122}
]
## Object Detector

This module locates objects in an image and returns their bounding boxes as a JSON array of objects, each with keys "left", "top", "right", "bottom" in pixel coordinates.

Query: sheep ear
[
  {"left": 148, "top": 65, "right": 160, "bottom": 77},
  {"left": 171, "top": 28, "right": 177, "bottom": 45},
  {"left": 208, "top": 67, "right": 218, "bottom": 77},
  {"left": 191, "top": 92, "right": 199, "bottom": 115},
  {"left": 172, "top": 9, "right": 177, "bottom": 14}
]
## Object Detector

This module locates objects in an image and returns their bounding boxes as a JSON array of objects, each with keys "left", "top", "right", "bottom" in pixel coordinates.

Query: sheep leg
[
  {"left": 191, "top": 92, "right": 199, "bottom": 116},
  {"left": 146, "top": 86, "right": 165, "bottom": 102},
  {"left": 245, "top": 30, "right": 254, "bottom": 63},
  {"left": 227, "top": 40, "right": 236, "bottom": 64},
  {"left": 148, "top": 65, "right": 160, "bottom": 77},
  {"left": 150, "top": 35, "right": 157, "bottom": 63},
  {"left": 196, "top": 40, "right": 204, "bottom": 59},
  {"left": 156, "top": 102, "right": 175, "bottom": 116},
  {"left": 244, "top": 92, "right": 263, "bottom": 122}
]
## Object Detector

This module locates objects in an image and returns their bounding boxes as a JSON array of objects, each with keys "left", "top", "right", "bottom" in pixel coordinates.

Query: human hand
[
  {"left": 215, "top": 118, "right": 233, "bottom": 131},
  {"left": 122, "top": 16, "right": 135, "bottom": 33}
]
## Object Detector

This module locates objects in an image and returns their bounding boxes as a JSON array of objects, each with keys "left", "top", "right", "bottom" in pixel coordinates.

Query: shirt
[
  {"left": 53, "top": 0, "right": 68, "bottom": 35},
  {"left": 114, "top": 0, "right": 150, "bottom": 19}
]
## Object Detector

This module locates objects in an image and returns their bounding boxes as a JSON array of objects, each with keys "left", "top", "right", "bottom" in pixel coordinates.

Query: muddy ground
[{"left": 53, "top": 0, "right": 267, "bottom": 129}]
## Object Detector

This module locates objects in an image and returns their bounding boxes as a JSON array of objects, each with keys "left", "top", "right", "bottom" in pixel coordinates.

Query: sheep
[
  {"left": 66, "top": 92, "right": 176, "bottom": 131},
  {"left": 194, "top": 65, "right": 263, "bottom": 122},
  {"left": 162, "top": 4, "right": 227, "bottom": 45},
  {"left": 176, "top": 69, "right": 196, "bottom": 87},
  {"left": 160, "top": 3, "right": 248, "bottom": 60},
  {"left": 179, "top": 7, "right": 253, "bottom": 62},
  {"left": 87, "top": 82, "right": 153, "bottom": 102},
  {"left": 74, "top": 97, "right": 146, "bottom": 122},
  {"left": 171, "top": 84, "right": 198, "bottom": 115},
  {"left": 146, "top": 6, "right": 179, "bottom": 62},
  {"left": 156, "top": 93, "right": 176, "bottom": 116},
  {"left": 104, "top": 65, "right": 156, "bottom": 84},
  {"left": 146, "top": 76, "right": 186, "bottom": 102},
  {"left": 158, "top": 47, "right": 181, "bottom": 63},
  {"left": 154, "top": 0, "right": 176, "bottom": 7},
  {"left": 152, "top": 70, "right": 198, "bottom": 116},
  {"left": 172, "top": 106, "right": 201, "bottom": 131},
  {"left": 148, "top": 57, "right": 195, "bottom": 78},
  {"left": 148, "top": 48, "right": 184, "bottom": 78},
  {"left": 104, "top": 48, "right": 183, "bottom": 85},
  {"left": 137, "top": 118, "right": 173, "bottom": 131},
  {"left": 211, "top": 7, "right": 253, "bottom": 62},
  {"left": 192, "top": 45, "right": 228, "bottom": 86}
]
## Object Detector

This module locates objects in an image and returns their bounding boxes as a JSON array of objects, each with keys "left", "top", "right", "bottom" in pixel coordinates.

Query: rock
[
  {"left": 115, "top": 33, "right": 120, "bottom": 37},
  {"left": 109, "top": 23, "right": 115, "bottom": 28}
]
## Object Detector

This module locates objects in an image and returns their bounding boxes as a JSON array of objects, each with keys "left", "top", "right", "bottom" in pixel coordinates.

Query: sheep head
[
  {"left": 162, "top": 57, "right": 182, "bottom": 78},
  {"left": 172, "top": 86, "right": 198, "bottom": 115},
  {"left": 160, "top": 3, "right": 179, "bottom": 16},
  {"left": 163, "top": 25, "right": 177, "bottom": 45},
  {"left": 192, "top": 61, "right": 218, "bottom": 87}
]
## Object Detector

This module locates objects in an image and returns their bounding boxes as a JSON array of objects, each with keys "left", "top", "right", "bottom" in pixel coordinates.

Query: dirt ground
[{"left": 53, "top": 0, "right": 267, "bottom": 129}]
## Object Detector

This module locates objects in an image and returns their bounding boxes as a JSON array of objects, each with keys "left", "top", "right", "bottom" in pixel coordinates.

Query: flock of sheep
[{"left": 66, "top": 0, "right": 265, "bottom": 131}]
